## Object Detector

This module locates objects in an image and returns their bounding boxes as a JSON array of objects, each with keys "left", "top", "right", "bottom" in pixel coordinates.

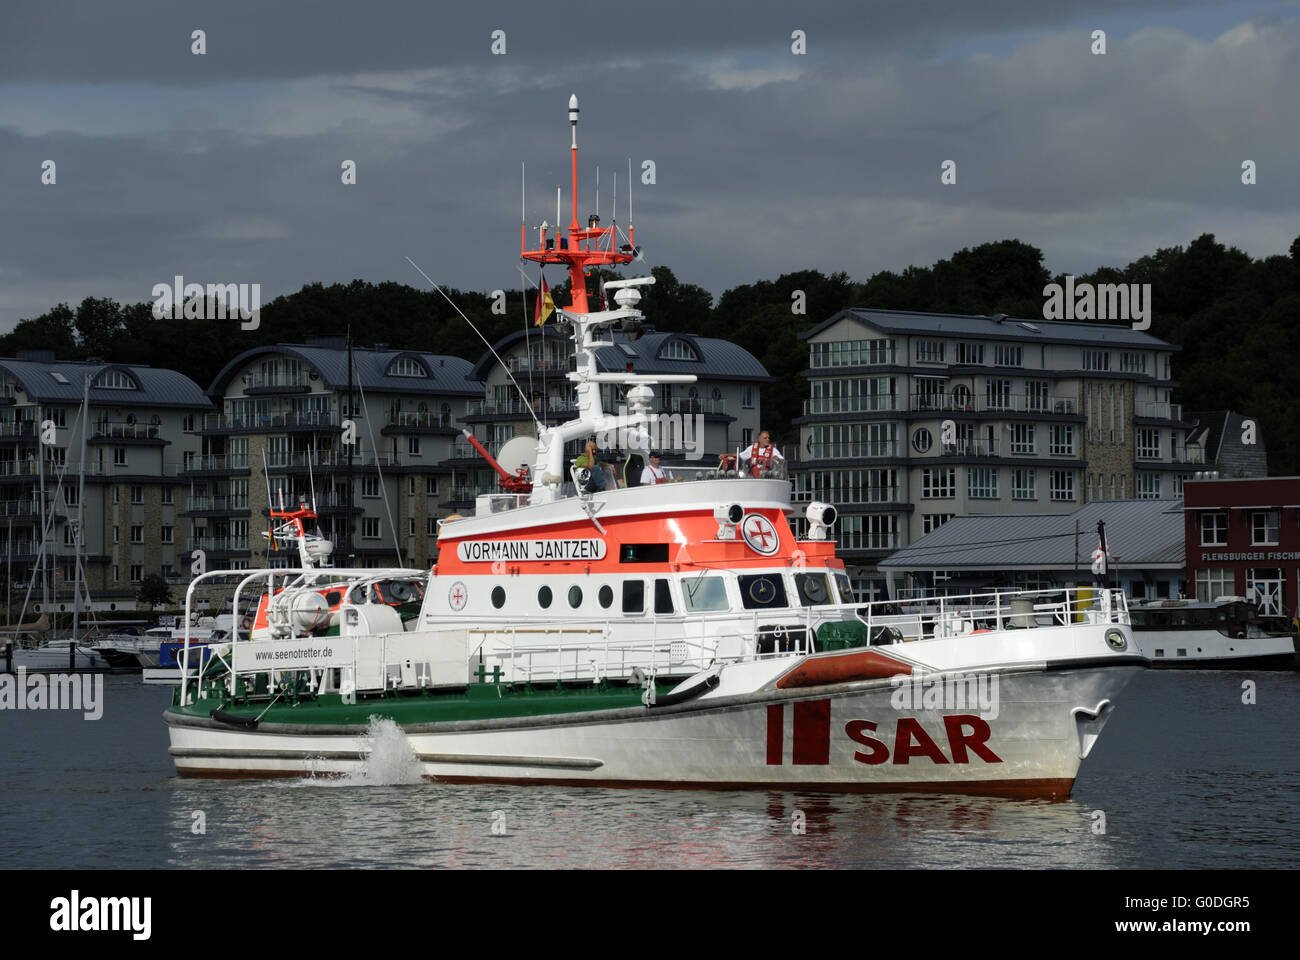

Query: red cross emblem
[
  {"left": 448, "top": 581, "right": 468, "bottom": 610},
  {"left": 742, "top": 514, "right": 779, "bottom": 555}
]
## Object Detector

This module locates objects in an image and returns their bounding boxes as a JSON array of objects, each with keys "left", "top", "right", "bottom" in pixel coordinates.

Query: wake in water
[{"left": 291, "top": 716, "right": 424, "bottom": 787}]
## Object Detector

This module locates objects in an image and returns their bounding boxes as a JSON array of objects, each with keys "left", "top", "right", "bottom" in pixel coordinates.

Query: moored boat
[
  {"left": 1128, "top": 596, "right": 1298, "bottom": 669},
  {"left": 163, "top": 96, "right": 1146, "bottom": 798}
]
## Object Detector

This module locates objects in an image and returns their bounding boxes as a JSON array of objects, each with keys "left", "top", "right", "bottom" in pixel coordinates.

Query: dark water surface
[{"left": 1, "top": 670, "right": 1295, "bottom": 869}]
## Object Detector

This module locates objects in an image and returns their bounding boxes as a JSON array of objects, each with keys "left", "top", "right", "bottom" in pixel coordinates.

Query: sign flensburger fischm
[{"left": 456, "top": 539, "right": 607, "bottom": 563}]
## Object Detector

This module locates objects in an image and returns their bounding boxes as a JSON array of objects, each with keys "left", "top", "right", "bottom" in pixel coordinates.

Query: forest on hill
[{"left": 5, "top": 233, "right": 1298, "bottom": 474}]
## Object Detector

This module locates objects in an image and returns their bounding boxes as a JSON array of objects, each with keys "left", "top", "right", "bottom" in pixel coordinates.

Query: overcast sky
[{"left": 1, "top": 0, "right": 1297, "bottom": 331}]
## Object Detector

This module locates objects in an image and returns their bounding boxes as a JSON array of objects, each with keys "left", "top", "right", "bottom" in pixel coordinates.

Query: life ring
[{"left": 240, "top": 615, "right": 253, "bottom": 631}]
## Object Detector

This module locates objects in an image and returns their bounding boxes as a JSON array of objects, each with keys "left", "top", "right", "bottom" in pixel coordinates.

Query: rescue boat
[{"left": 163, "top": 96, "right": 1146, "bottom": 798}]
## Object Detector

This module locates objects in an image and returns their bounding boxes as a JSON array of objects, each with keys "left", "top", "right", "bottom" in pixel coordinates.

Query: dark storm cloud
[{"left": 0, "top": 0, "right": 1297, "bottom": 330}]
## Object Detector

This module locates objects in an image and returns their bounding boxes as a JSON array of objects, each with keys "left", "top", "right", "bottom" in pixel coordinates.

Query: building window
[
  {"left": 1120, "top": 352, "right": 1147, "bottom": 374},
  {"left": 921, "top": 513, "right": 953, "bottom": 535},
  {"left": 1082, "top": 350, "right": 1110, "bottom": 371},
  {"left": 912, "top": 427, "right": 933, "bottom": 454},
  {"left": 51, "top": 408, "right": 67, "bottom": 428},
  {"left": 1200, "top": 512, "right": 1227, "bottom": 546},
  {"left": 1050, "top": 470, "right": 1075, "bottom": 502},
  {"left": 408, "top": 436, "right": 421, "bottom": 457},
  {"left": 130, "top": 486, "right": 143, "bottom": 504},
  {"left": 112, "top": 525, "right": 119, "bottom": 544},
  {"left": 1251, "top": 510, "right": 1280, "bottom": 546},
  {"left": 112, "top": 564, "right": 119, "bottom": 582},
  {"left": 985, "top": 379, "right": 1011, "bottom": 410},
  {"left": 921, "top": 468, "right": 956, "bottom": 499},
  {"left": 427, "top": 517, "right": 437, "bottom": 536},
  {"left": 1049, "top": 425, "right": 1075, "bottom": 457},
  {"left": 968, "top": 467, "right": 998, "bottom": 499},
  {"left": 182, "top": 414, "right": 195, "bottom": 432},
  {"left": 742, "top": 386, "right": 755, "bottom": 409},
  {"left": 407, "top": 517, "right": 415, "bottom": 536},
  {"left": 113, "top": 447, "right": 128, "bottom": 466},
  {"left": 915, "top": 339, "right": 945, "bottom": 364},
  {"left": 362, "top": 476, "right": 380, "bottom": 498},
  {"left": 63, "top": 487, "right": 79, "bottom": 507},
  {"left": 95, "top": 370, "right": 137, "bottom": 390},
  {"left": 1136, "top": 473, "right": 1161, "bottom": 499},
  {"left": 1137, "top": 428, "right": 1160, "bottom": 460},
  {"left": 956, "top": 343, "right": 985, "bottom": 365},
  {"left": 113, "top": 487, "right": 120, "bottom": 504},
  {"left": 129, "top": 564, "right": 143, "bottom": 582},
  {"left": 994, "top": 344, "right": 1022, "bottom": 367},
  {"left": 362, "top": 517, "right": 380, "bottom": 539},
  {"left": 160, "top": 525, "right": 173, "bottom": 544},
  {"left": 1010, "top": 424, "right": 1036, "bottom": 455},
  {"left": 161, "top": 486, "right": 174, "bottom": 505},
  {"left": 387, "top": 356, "right": 428, "bottom": 378},
  {"left": 1025, "top": 380, "right": 1050, "bottom": 411},
  {"left": 658, "top": 339, "right": 700, "bottom": 361},
  {"left": 426, "top": 476, "right": 439, "bottom": 496},
  {"left": 811, "top": 339, "right": 895, "bottom": 367},
  {"left": 130, "top": 525, "right": 144, "bottom": 544},
  {"left": 1195, "top": 567, "right": 1233, "bottom": 603},
  {"left": 1011, "top": 469, "right": 1037, "bottom": 500},
  {"left": 407, "top": 477, "right": 416, "bottom": 497}
]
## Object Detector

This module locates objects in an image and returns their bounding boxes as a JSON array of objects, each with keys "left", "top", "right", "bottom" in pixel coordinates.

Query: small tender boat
[
  {"left": 1128, "top": 597, "right": 1298, "bottom": 669},
  {"left": 6, "top": 638, "right": 107, "bottom": 672},
  {"left": 162, "top": 96, "right": 1146, "bottom": 799}
]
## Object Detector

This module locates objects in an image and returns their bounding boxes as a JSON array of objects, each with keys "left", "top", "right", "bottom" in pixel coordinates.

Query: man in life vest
[
  {"left": 735, "top": 430, "right": 784, "bottom": 478},
  {"left": 640, "top": 450, "right": 667, "bottom": 485}
]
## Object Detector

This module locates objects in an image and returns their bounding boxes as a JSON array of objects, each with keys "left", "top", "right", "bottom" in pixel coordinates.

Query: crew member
[
  {"left": 735, "top": 430, "right": 784, "bottom": 477},
  {"left": 640, "top": 450, "right": 667, "bottom": 485}
]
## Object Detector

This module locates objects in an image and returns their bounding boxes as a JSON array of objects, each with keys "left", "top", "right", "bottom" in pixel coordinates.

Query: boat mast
[{"left": 71, "top": 373, "right": 89, "bottom": 668}]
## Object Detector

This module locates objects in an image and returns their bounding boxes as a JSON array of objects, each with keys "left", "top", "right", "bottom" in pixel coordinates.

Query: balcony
[
  {"left": 262, "top": 451, "right": 400, "bottom": 470},
  {"left": 447, "top": 484, "right": 496, "bottom": 503},
  {"left": 183, "top": 454, "right": 250, "bottom": 473},
  {"left": 186, "top": 495, "right": 250, "bottom": 512},
  {"left": 242, "top": 373, "right": 312, "bottom": 393},
  {"left": 792, "top": 486, "right": 902, "bottom": 505},
  {"left": 466, "top": 397, "right": 575, "bottom": 419},
  {"left": 506, "top": 356, "right": 575, "bottom": 374},
  {"left": 0, "top": 422, "right": 37, "bottom": 439},
  {"left": 447, "top": 439, "right": 504, "bottom": 461},
  {"left": 940, "top": 439, "right": 1001, "bottom": 456},
  {"left": 662, "top": 397, "right": 728, "bottom": 416},
  {"left": 1134, "top": 401, "right": 1183, "bottom": 421},
  {"left": 92, "top": 421, "right": 162, "bottom": 440},
  {"left": 0, "top": 500, "right": 39, "bottom": 517},
  {"left": 803, "top": 396, "right": 900, "bottom": 415},
  {"left": 187, "top": 537, "right": 250, "bottom": 553},
  {"left": 909, "top": 394, "right": 1078, "bottom": 415},
  {"left": 388, "top": 411, "right": 454, "bottom": 429},
  {"left": 806, "top": 442, "right": 899, "bottom": 460},
  {"left": 200, "top": 411, "right": 336, "bottom": 432}
]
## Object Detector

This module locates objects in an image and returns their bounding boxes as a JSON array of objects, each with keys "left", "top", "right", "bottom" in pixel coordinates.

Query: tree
[{"left": 137, "top": 574, "right": 173, "bottom": 608}]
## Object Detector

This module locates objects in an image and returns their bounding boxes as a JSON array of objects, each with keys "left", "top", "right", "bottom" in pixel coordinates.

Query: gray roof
[
  {"left": 879, "top": 498, "right": 1186, "bottom": 570},
  {"left": 801, "top": 308, "right": 1180, "bottom": 351},
  {"left": 0, "top": 358, "right": 212, "bottom": 409},
  {"left": 209, "top": 345, "right": 483, "bottom": 398},
  {"left": 471, "top": 327, "right": 770, "bottom": 381}
]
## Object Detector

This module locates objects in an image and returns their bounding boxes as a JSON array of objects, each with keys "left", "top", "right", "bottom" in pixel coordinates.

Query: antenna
[
  {"left": 307, "top": 441, "right": 318, "bottom": 511},
  {"left": 596, "top": 165, "right": 599, "bottom": 223},
  {"left": 520, "top": 162, "right": 526, "bottom": 255},
  {"left": 556, "top": 186, "right": 561, "bottom": 244}
]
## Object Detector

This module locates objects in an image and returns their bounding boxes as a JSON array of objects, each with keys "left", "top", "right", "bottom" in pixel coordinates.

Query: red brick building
[{"left": 1184, "top": 477, "right": 1300, "bottom": 617}]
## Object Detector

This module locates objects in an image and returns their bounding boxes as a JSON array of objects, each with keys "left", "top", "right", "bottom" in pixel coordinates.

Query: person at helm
[
  {"left": 640, "top": 450, "right": 667, "bottom": 485},
  {"left": 731, "top": 430, "right": 784, "bottom": 477}
]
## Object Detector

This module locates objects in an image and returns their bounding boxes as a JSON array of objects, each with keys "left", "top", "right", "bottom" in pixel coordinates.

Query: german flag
[{"left": 533, "top": 274, "right": 554, "bottom": 326}]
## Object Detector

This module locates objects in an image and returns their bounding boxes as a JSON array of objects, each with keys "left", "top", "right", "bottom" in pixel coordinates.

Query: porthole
[
  {"left": 491, "top": 586, "right": 505, "bottom": 609},
  {"left": 912, "top": 427, "right": 933, "bottom": 453},
  {"left": 538, "top": 585, "right": 553, "bottom": 609},
  {"left": 568, "top": 585, "right": 583, "bottom": 608},
  {"left": 598, "top": 585, "right": 613, "bottom": 608}
]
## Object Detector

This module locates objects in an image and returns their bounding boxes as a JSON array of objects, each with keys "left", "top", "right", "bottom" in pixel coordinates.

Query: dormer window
[
  {"left": 93, "top": 369, "right": 137, "bottom": 390},
  {"left": 387, "top": 356, "right": 429, "bottom": 378},
  {"left": 658, "top": 339, "right": 699, "bottom": 362}
]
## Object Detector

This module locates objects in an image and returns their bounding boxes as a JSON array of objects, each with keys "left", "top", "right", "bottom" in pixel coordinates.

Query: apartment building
[
  {"left": 0, "top": 351, "right": 211, "bottom": 617},
  {"left": 191, "top": 338, "right": 482, "bottom": 578},
  {"left": 450, "top": 325, "right": 768, "bottom": 508},
  {"left": 792, "top": 309, "right": 1199, "bottom": 599}
]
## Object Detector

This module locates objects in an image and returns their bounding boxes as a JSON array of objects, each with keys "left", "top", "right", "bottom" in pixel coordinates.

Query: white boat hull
[
  {"left": 1130, "top": 628, "right": 1296, "bottom": 668},
  {"left": 166, "top": 662, "right": 1140, "bottom": 798}
]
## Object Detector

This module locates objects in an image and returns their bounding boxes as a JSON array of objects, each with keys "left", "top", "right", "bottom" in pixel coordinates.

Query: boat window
[
  {"left": 1130, "top": 610, "right": 1150, "bottom": 627},
  {"left": 833, "top": 574, "right": 855, "bottom": 603},
  {"left": 795, "top": 572, "right": 832, "bottom": 606},
  {"left": 620, "top": 544, "right": 669, "bottom": 563},
  {"left": 598, "top": 585, "right": 614, "bottom": 609},
  {"left": 325, "top": 591, "right": 342, "bottom": 607},
  {"left": 739, "top": 573, "right": 787, "bottom": 610},
  {"left": 682, "top": 576, "right": 728, "bottom": 612},
  {"left": 491, "top": 586, "right": 505, "bottom": 609},
  {"left": 622, "top": 580, "right": 644, "bottom": 614},
  {"left": 538, "top": 585, "right": 553, "bottom": 609},
  {"left": 654, "top": 578, "right": 675, "bottom": 615},
  {"left": 568, "top": 585, "right": 583, "bottom": 608}
]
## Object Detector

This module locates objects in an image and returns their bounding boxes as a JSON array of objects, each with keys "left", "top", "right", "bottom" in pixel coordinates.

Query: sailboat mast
[
  {"left": 345, "top": 335, "right": 354, "bottom": 563},
  {"left": 71, "top": 374, "right": 89, "bottom": 668}
]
